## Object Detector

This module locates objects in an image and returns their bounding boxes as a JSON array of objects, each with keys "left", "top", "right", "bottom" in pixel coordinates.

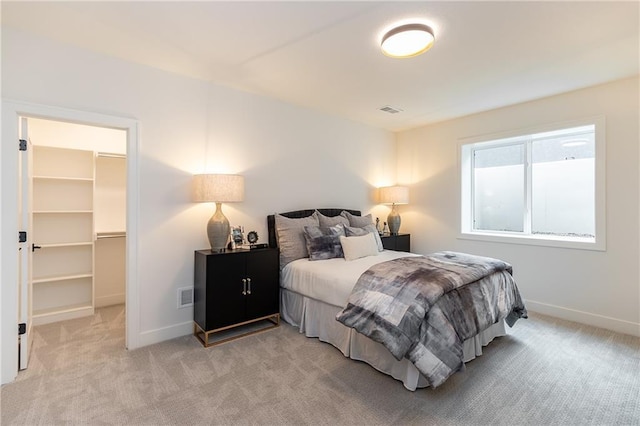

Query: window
[{"left": 459, "top": 118, "right": 605, "bottom": 250}]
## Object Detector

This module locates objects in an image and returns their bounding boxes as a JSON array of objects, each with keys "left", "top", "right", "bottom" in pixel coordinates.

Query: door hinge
[
  {"left": 18, "top": 323, "right": 26, "bottom": 335},
  {"left": 19, "top": 139, "right": 27, "bottom": 151},
  {"left": 19, "top": 231, "right": 27, "bottom": 243}
]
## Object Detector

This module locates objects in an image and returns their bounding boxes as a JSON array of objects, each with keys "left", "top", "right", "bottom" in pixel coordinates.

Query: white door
[{"left": 18, "top": 117, "right": 33, "bottom": 370}]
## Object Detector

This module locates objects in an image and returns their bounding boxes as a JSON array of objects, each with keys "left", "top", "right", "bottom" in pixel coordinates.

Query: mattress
[{"left": 281, "top": 250, "right": 420, "bottom": 307}]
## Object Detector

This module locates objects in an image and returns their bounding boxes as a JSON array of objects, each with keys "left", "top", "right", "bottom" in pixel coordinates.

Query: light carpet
[{"left": 1, "top": 304, "right": 638, "bottom": 425}]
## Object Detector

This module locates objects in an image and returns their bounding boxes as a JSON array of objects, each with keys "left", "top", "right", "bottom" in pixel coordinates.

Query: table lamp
[
  {"left": 379, "top": 185, "right": 409, "bottom": 235},
  {"left": 193, "top": 174, "right": 244, "bottom": 251}
]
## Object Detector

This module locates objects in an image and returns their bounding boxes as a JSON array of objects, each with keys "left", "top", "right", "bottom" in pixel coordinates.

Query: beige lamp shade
[
  {"left": 192, "top": 174, "right": 244, "bottom": 252},
  {"left": 192, "top": 174, "right": 244, "bottom": 203},
  {"left": 379, "top": 186, "right": 409, "bottom": 205}
]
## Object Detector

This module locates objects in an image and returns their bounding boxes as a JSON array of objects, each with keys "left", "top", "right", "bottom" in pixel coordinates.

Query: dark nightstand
[
  {"left": 380, "top": 233, "right": 411, "bottom": 252},
  {"left": 193, "top": 247, "right": 280, "bottom": 347}
]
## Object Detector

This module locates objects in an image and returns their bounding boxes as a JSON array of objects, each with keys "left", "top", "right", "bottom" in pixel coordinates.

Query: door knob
[{"left": 32, "top": 244, "right": 42, "bottom": 252}]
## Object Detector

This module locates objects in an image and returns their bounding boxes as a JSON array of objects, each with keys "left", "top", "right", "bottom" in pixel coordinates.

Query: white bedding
[{"left": 281, "top": 250, "right": 420, "bottom": 307}]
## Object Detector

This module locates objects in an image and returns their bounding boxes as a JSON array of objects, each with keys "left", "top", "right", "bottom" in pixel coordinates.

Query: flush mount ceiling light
[{"left": 381, "top": 23, "right": 435, "bottom": 58}]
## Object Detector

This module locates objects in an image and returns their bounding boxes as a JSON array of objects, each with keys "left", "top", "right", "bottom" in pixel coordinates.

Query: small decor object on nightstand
[
  {"left": 232, "top": 226, "right": 244, "bottom": 246},
  {"left": 247, "top": 230, "right": 259, "bottom": 244},
  {"left": 247, "top": 231, "right": 268, "bottom": 249}
]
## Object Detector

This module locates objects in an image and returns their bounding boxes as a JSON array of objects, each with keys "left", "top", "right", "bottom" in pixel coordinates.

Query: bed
[{"left": 267, "top": 208, "right": 526, "bottom": 391}]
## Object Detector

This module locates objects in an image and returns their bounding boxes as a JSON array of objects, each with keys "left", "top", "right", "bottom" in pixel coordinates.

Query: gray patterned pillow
[
  {"left": 275, "top": 212, "right": 319, "bottom": 267},
  {"left": 317, "top": 210, "right": 350, "bottom": 227},
  {"left": 340, "top": 211, "right": 373, "bottom": 227},
  {"left": 303, "top": 224, "right": 345, "bottom": 260},
  {"left": 345, "top": 224, "right": 384, "bottom": 252}
]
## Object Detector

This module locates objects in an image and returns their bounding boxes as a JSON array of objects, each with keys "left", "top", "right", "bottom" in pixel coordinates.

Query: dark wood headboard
[{"left": 267, "top": 208, "right": 361, "bottom": 248}]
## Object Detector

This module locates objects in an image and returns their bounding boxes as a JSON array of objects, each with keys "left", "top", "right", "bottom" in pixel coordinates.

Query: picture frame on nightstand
[{"left": 231, "top": 226, "right": 244, "bottom": 245}]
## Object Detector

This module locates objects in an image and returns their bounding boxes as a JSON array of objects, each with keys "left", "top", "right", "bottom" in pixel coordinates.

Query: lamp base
[
  {"left": 207, "top": 202, "right": 230, "bottom": 252},
  {"left": 387, "top": 204, "right": 401, "bottom": 235}
]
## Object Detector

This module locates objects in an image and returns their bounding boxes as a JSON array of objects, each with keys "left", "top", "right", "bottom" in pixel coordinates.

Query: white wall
[
  {"left": 397, "top": 76, "right": 640, "bottom": 336},
  {"left": 95, "top": 237, "right": 126, "bottom": 308},
  {"left": 95, "top": 156, "right": 127, "bottom": 233},
  {"left": 1, "top": 27, "right": 396, "bottom": 382}
]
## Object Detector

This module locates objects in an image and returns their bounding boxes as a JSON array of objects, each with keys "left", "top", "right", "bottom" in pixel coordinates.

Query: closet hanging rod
[
  {"left": 96, "top": 152, "right": 126, "bottom": 159},
  {"left": 96, "top": 232, "right": 126, "bottom": 239}
]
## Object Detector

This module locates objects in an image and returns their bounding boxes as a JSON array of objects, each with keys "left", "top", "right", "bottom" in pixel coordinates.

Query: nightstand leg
[{"left": 194, "top": 314, "right": 280, "bottom": 348}]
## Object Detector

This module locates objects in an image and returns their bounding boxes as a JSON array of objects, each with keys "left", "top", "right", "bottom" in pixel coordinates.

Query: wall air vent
[
  {"left": 177, "top": 287, "right": 194, "bottom": 309},
  {"left": 379, "top": 105, "right": 403, "bottom": 114}
]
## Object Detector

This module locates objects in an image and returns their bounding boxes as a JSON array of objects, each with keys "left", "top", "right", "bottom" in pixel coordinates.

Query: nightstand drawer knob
[
  {"left": 242, "top": 278, "right": 247, "bottom": 296},
  {"left": 247, "top": 278, "right": 252, "bottom": 295}
]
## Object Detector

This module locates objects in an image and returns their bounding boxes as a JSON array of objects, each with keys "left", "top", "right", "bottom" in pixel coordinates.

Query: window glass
[
  {"left": 473, "top": 144, "right": 524, "bottom": 232},
  {"left": 531, "top": 130, "right": 595, "bottom": 238}
]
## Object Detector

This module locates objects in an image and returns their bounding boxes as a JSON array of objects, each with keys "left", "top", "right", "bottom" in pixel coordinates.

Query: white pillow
[
  {"left": 340, "top": 233, "right": 379, "bottom": 261},
  {"left": 344, "top": 224, "right": 384, "bottom": 252}
]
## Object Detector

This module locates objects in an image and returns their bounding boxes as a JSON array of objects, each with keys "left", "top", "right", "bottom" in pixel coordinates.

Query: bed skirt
[{"left": 280, "top": 287, "right": 506, "bottom": 391}]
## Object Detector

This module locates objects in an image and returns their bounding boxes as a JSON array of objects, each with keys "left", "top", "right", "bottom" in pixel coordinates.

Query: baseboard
[
  {"left": 134, "top": 301, "right": 639, "bottom": 348},
  {"left": 525, "top": 299, "right": 640, "bottom": 337},
  {"left": 32, "top": 306, "right": 94, "bottom": 326},
  {"left": 138, "top": 320, "right": 194, "bottom": 347},
  {"left": 95, "top": 294, "right": 125, "bottom": 308}
]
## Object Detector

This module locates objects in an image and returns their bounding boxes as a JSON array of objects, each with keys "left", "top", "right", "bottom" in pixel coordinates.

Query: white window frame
[{"left": 458, "top": 116, "right": 606, "bottom": 251}]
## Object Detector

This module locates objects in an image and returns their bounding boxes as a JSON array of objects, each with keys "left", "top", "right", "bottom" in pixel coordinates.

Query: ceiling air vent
[{"left": 379, "top": 105, "right": 403, "bottom": 114}]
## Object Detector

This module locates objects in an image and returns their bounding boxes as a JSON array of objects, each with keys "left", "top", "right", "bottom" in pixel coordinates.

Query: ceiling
[{"left": 2, "top": 1, "right": 638, "bottom": 132}]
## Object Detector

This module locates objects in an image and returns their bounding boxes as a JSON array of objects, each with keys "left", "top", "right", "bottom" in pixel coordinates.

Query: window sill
[{"left": 458, "top": 231, "right": 605, "bottom": 251}]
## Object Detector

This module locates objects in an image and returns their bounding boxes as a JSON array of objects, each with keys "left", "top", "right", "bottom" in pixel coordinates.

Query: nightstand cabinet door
[
  {"left": 381, "top": 234, "right": 411, "bottom": 252},
  {"left": 244, "top": 248, "right": 279, "bottom": 319},
  {"left": 206, "top": 253, "right": 247, "bottom": 329}
]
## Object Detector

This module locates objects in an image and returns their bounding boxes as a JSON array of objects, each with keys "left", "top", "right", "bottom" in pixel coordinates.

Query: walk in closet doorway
[
  {"left": 2, "top": 100, "right": 139, "bottom": 384},
  {"left": 27, "top": 117, "right": 127, "bottom": 358}
]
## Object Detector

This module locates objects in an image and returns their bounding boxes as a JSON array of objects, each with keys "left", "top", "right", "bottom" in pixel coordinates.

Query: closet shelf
[
  {"left": 33, "top": 273, "right": 93, "bottom": 284},
  {"left": 96, "top": 152, "right": 126, "bottom": 159},
  {"left": 33, "top": 210, "right": 93, "bottom": 214},
  {"left": 96, "top": 231, "right": 126, "bottom": 239},
  {"left": 33, "top": 175, "right": 93, "bottom": 182},
  {"left": 31, "top": 145, "right": 97, "bottom": 326}
]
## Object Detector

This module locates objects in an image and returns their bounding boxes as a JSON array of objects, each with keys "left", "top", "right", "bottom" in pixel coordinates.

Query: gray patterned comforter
[{"left": 336, "top": 251, "right": 527, "bottom": 387}]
